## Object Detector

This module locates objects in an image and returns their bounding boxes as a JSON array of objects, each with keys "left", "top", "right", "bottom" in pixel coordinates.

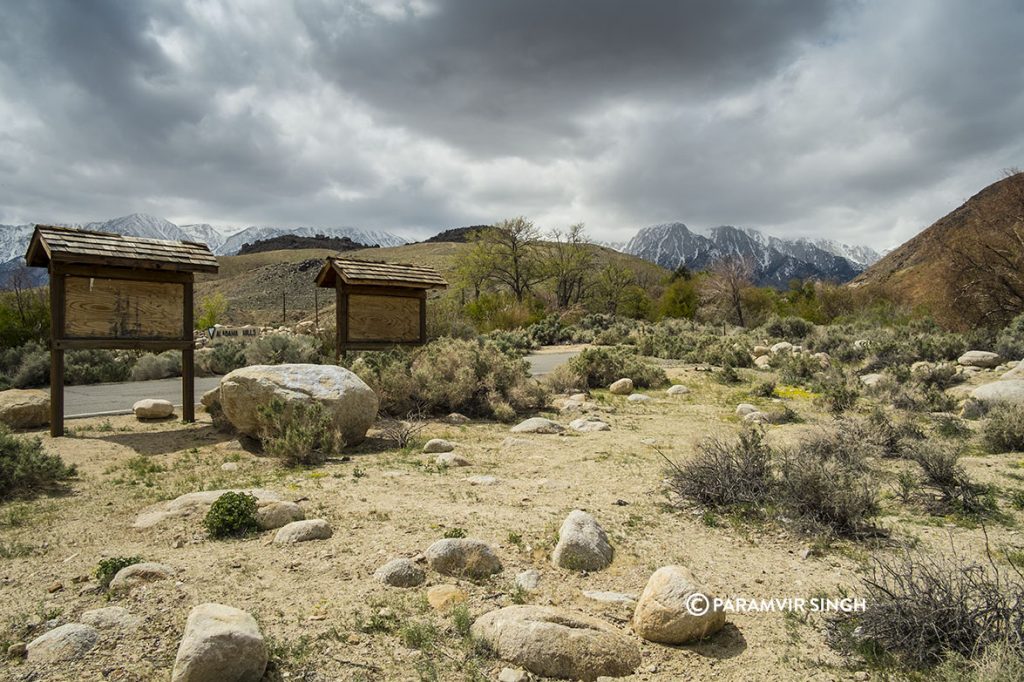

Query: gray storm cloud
[{"left": 0, "top": 0, "right": 1022, "bottom": 246}]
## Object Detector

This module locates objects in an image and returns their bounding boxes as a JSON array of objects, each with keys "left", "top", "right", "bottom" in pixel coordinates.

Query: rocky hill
[
  {"left": 625, "top": 223, "right": 871, "bottom": 288},
  {"left": 237, "top": 234, "right": 375, "bottom": 255},
  {"left": 853, "top": 172, "right": 1024, "bottom": 328}
]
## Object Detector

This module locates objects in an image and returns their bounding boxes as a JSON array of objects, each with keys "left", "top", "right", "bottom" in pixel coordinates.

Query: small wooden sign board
[
  {"left": 314, "top": 257, "right": 447, "bottom": 357},
  {"left": 25, "top": 225, "right": 218, "bottom": 436}
]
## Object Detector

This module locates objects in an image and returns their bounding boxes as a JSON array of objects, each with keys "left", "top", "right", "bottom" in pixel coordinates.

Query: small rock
[
  {"left": 552, "top": 510, "right": 613, "bottom": 571},
  {"left": 133, "top": 398, "right": 175, "bottom": 419},
  {"left": 735, "top": 403, "right": 758, "bottom": 417},
  {"left": 666, "top": 385, "right": 690, "bottom": 396},
  {"left": 770, "top": 342, "right": 793, "bottom": 355},
  {"left": 860, "top": 373, "right": 884, "bottom": 387},
  {"left": 171, "top": 603, "right": 267, "bottom": 682},
  {"left": 516, "top": 569, "right": 540, "bottom": 591},
  {"left": 626, "top": 393, "right": 651, "bottom": 403},
  {"left": 220, "top": 462, "right": 239, "bottom": 471},
  {"left": 109, "top": 562, "right": 175, "bottom": 591},
  {"left": 751, "top": 345, "right": 770, "bottom": 357},
  {"left": 465, "top": 475, "right": 499, "bottom": 486},
  {"left": 6, "top": 642, "right": 27, "bottom": 659},
  {"left": 374, "top": 558, "right": 426, "bottom": 588},
  {"left": 273, "top": 519, "right": 333, "bottom": 544},
  {"left": 568, "top": 393, "right": 588, "bottom": 402},
  {"left": 958, "top": 350, "right": 1002, "bottom": 368},
  {"left": 27, "top": 623, "right": 98, "bottom": 663},
  {"left": 499, "top": 668, "right": 530, "bottom": 682},
  {"left": 501, "top": 437, "right": 533, "bottom": 449},
  {"left": 427, "top": 584, "right": 467, "bottom": 610},
  {"left": 632, "top": 565, "right": 726, "bottom": 644},
  {"left": 0, "top": 389, "right": 49, "bottom": 428},
  {"left": 446, "top": 413, "right": 471, "bottom": 424},
  {"left": 743, "top": 411, "right": 769, "bottom": 424},
  {"left": 80, "top": 606, "right": 142, "bottom": 631},
  {"left": 569, "top": 418, "right": 610, "bottom": 432},
  {"left": 436, "top": 452, "right": 472, "bottom": 467},
  {"left": 47, "top": 581, "right": 62, "bottom": 593},
  {"left": 425, "top": 538, "right": 502, "bottom": 579},
  {"left": 510, "top": 418, "right": 564, "bottom": 434},
  {"left": 256, "top": 501, "right": 305, "bottom": 530},
  {"left": 754, "top": 355, "right": 772, "bottom": 369},
  {"left": 423, "top": 438, "right": 456, "bottom": 454},
  {"left": 609, "top": 378, "right": 634, "bottom": 395}
]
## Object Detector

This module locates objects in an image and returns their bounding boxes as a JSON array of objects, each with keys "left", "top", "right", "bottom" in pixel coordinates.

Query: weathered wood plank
[
  {"left": 347, "top": 294, "right": 421, "bottom": 342},
  {"left": 64, "top": 276, "right": 184, "bottom": 339}
]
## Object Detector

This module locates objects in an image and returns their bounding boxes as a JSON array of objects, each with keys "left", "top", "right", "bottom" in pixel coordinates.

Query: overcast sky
[{"left": 1, "top": 1, "right": 1022, "bottom": 246}]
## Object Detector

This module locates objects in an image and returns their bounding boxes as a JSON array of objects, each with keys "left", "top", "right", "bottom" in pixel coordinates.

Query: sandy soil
[{"left": 1, "top": 361, "right": 1021, "bottom": 681}]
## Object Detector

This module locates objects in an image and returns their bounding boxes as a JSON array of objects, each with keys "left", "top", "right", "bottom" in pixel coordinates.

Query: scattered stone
[
  {"left": 466, "top": 475, "right": 499, "bottom": 486},
  {"left": 80, "top": 606, "right": 142, "bottom": 631},
  {"left": 609, "top": 378, "right": 634, "bottom": 395},
  {"left": 569, "top": 393, "right": 588, "bottom": 402},
  {"left": 134, "top": 488, "right": 282, "bottom": 529},
  {"left": 971, "top": 380, "right": 1024, "bottom": 407},
  {"left": 423, "top": 438, "right": 456, "bottom": 454},
  {"left": 510, "top": 418, "right": 564, "bottom": 434},
  {"left": 498, "top": 667, "right": 530, "bottom": 682},
  {"left": 445, "top": 412, "right": 471, "bottom": 424},
  {"left": 735, "top": 403, "right": 758, "bottom": 417},
  {"left": 436, "top": 452, "right": 472, "bottom": 467},
  {"left": 569, "top": 417, "right": 610, "bottom": 432},
  {"left": 1002, "top": 363, "right": 1024, "bottom": 380},
  {"left": 171, "top": 603, "right": 267, "bottom": 682},
  {"left": 47, "top": 580, "right": 62, "bottom": 593},
  {"left": 425, "top": 538, "right": 502, "bottom": 579},
  {"left": 626, "top": 393, "right": 651, "bottom": 403},
  {"left": 743, "top": 411, "right": 769, "bottom": 424},
  {"left": 427, "top": 584, "right": 467, "bottom": 610},
  {"left": 516, "top": 569, "right": 540, "bottom": 591},
  {"left": 273, "top": 519, "right": 333, "bottom": 544},
  {"left": 582, "top": 590, "right": 638, "bottom": 606},
  {"left": 27, "top": 623, "right": 98, "bottom": 663},
  {"left": 374, "top": 558, "right": 425, "bottom": 588},
  {"left": 218, "top": 364, "right": 378, "bottom": 445},
  {"left": 0, "top": 389, "right": 49, "bottom": 428},
  {"left": 256, "top": 501, "right": 305, "bottom": 530},
  {"left": 6, "top": 642, "right": 27, "bottom": 659},
  {"left": 666, "top": 385, "right": 690, "bottom": 396},
  {"left": 632, "top": 565, "right": 727, "bottom": 644},
  {"left": 109, "top": 562, "right": 175, "bottom": 590},
  {"left": 770, "top": 341, "right": 793, "bottom": 355},
  {"left": 753, "top": 355, "right": 772, "bottom": 369},
  {"left": 552, "top": 510, "right": 613, "bottom": 571},
  {"left": 859, "top": 373, "right": 884, "bottom": 387},
  {"left": 220, "top": 462, "right": 239, "bottom": 471},
  {"left": 813, "top": 352, "right": 831, "bottom": 368},
  {"left": 502, "top": 437, "right": 533, "bottom": 449},
  {"left": 752, "top": 345, "right": 770, "bottom": 357},
  {"left": 958, "top": 350, "right": 1002, "bottom": 368},
  {"left": 133, "top": 398, "right": 175, "bottom": 419},
  {"left": 471, "top": 605, "right": 640, "bottom": 681}
]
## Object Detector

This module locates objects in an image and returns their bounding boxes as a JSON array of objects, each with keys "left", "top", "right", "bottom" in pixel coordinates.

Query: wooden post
[
  {"left": 336, "top": 285, "right": 347, "bottom": 362},
  {"left": 49, "top": 269, "right": 65, "bottom": 437},
  {"left": 182, "top": 278, "right": 195, "bottom": 423}
]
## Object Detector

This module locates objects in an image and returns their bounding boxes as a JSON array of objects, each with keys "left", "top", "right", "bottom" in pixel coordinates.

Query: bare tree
[
  {"left": 547, "top": 223, "right": 594, "bottom": 308},
  {"left": 701, "top": 257, "right": 754, "bottom": 327},
  {"left": 463, "top": 217, "right": 548, "bottom": 302},
  {"left": 592, "top": 262, "right": 636, "bottom": 315}
]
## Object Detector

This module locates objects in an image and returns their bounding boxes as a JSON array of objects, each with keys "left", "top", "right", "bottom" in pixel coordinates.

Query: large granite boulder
[
  {"left": 0, "top": 389, "right": 49, "bottom": 429},
  {"left": 171, "top": 603, "right": 267, "bottom": 682},
  {"left": 958, "top": 351, "right": 1002, "bottom": 368},
  {"left": 552, "top": 510, "right": 613, "bottom": 571},
  {"left": 217, "top": 364, "right": 378, "bottom": 445},
  {"left": 632, "top": 565, "right": 726, "bottom": 644},
  {"left": 971, "top": 380, "right": 1024, "bottom": 407}
]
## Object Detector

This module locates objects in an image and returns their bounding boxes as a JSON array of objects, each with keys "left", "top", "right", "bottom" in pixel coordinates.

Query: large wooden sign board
[
  {"left": 25, "top": 226, "right": 218, "bottom": 436},
  {"left": 315, "top": 257, "right": 447, "bottom": 357}
]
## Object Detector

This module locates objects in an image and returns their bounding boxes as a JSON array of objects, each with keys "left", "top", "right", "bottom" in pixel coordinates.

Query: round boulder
[
  {"left": 273, "top": 519, "right": 332, "bottom": 544},
  {"left": 171, "top": 603, "right": 267, "bottom": 682},
  {"left": 374, "top": 558, "right": 425, "bottom": 588},
  {"left": 423, "top": 438, "right": 456, "bottom": 454},
  {"left": 425, "top": 538, "right": 502, "bottom": 579},
  {"left": 666, "top": 385, "right": 690, "bottom": 396},
  {"left": 471, "top": 605, "right": 640, "bottom": 681},
  {"left": 552, "top": 510, "right": 613, "bottom": 571},
  {"left": 218, "top": 364, "right": 378, "bottom": 445},
  {"left": 133, "top": 398, "right": 175, "bottom": 419},
  {"left": 971, "top": 380, "right": 1024, "bottom": 407},
  {"left": 632, "top": 565, "right": 726, "bottom": 644},
  {"left": 109, "top": 562, "right": 175, "bottom": 590},
  {"left": 0, "top": 389, "right": 49, "bottom": 429},
  {"left": 510, "top": 417, "right": 564, "bottom": 434},
  {"left": 735, "top": 403, "right": 758, "bottom": 417},
  {"left": 27, "top": 623, "right": 98, "bottom": 663},
  {"left": 958, "top": 351, "right": 1002, "bottom": 369},
  {"left": 569, "top": 418, "right": 610, "bottom": 433},
  {"left": 256, "top": 501, "right": 305, "bottom": 530},
  {"left": 608, "top": 378, "right": 634, "bottom": 395}
]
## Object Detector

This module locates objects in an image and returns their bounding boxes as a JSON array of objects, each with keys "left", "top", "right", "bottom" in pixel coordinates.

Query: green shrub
[
  {"left": 761, "top": 315, "right": 815, "bottom": 342},
  {"left": 816, "top": 373, "right": 860, "bottom": 415},
  {"left": 244, "top": 334, "right": 321, "bottom": 366},
  {"left": 0, "top": 287, "right": 49, "bottom": 349},
  {"left": 95, "top": 555, "right": 142, "bottom": 589},
  {"left": 256, "top": 399, "right": 343, "bottom": 465},
  {"left": 351, "top": 338, "right": 549, "bottom": 420},
  {"left": 995, "top": 313, "right": 1024, "bottom": 360},
  {"left": 668, "top": 428, "right": 773, "bottom": 509},
  {"left": 204, "top": 341, "right": 247, "bottom": 375},
  {"left": 911, "top": 442, "right": 997, "bottom": 519},
  {"left": 751, "top": 380, "right": 777, "bottom": 398},
  {"left": 983, "top": 404, "right": 1024, "bottom": 453},
  {"left": 203, "top": 491, "right": 260, "bottom": 538},
  {"left": 12, "top": 344, "right": 49, "bottom": 388},
  {"left": 65, "top": 349, "right": 132, "bottom": 385},
  {"left": 0, "top": 425, "right": 77, "bottom": 499},
  {"left": 564, "top": 346, "right": 668, "bottom": 389},
  {"left": 130, "top": 351, "right": 181, "bottom": 381}
]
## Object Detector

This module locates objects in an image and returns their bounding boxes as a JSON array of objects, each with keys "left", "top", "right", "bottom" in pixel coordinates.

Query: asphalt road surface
[{"left": 63, "top": 347, "right": 582, "bottom": 418}]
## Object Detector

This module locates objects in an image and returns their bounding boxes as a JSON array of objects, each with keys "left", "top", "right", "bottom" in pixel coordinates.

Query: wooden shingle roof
[
  {"left": 315, "top": 257, "right": 448, "bottom": 290},
  {"left": 25, "top": 225, "right": 219, "bottom": 273}
]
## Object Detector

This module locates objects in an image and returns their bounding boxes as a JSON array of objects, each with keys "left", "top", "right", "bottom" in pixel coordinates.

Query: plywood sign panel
[
  {"left": 64, "top": 276, "right": 184, "bottom": 339},
  {"left": 347, "top": 294, "right": 420, "bottom": 342}
]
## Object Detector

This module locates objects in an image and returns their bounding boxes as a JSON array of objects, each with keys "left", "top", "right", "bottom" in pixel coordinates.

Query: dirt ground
[{"left": 1, "top": 360, "right": 1022, "bottom": 681}]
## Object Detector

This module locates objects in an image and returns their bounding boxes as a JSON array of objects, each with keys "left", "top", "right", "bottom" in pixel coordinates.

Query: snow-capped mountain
[
  {"left": 809, "top": 239, "right": 881, "bottom": 268},
  {"left": 625, "top": 222, "right": 866, "bottom": 287}
]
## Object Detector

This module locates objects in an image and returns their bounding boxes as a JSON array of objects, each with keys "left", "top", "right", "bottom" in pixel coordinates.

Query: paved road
[{"left": 64, "top": 347, "right": 582, "bottom": 418}]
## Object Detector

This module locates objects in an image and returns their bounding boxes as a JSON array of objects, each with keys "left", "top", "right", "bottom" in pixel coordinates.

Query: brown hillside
[
  {"left": 195, "top": 242, "right": 668, "bottom": 326},
  {"left": 853, "top": 171, "right": 1024, "bottom": 328}
]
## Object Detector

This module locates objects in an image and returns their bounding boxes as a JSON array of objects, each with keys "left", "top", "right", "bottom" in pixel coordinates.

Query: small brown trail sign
[{"left": 25, "top": 225, "right": 218, "bottom": 436}]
